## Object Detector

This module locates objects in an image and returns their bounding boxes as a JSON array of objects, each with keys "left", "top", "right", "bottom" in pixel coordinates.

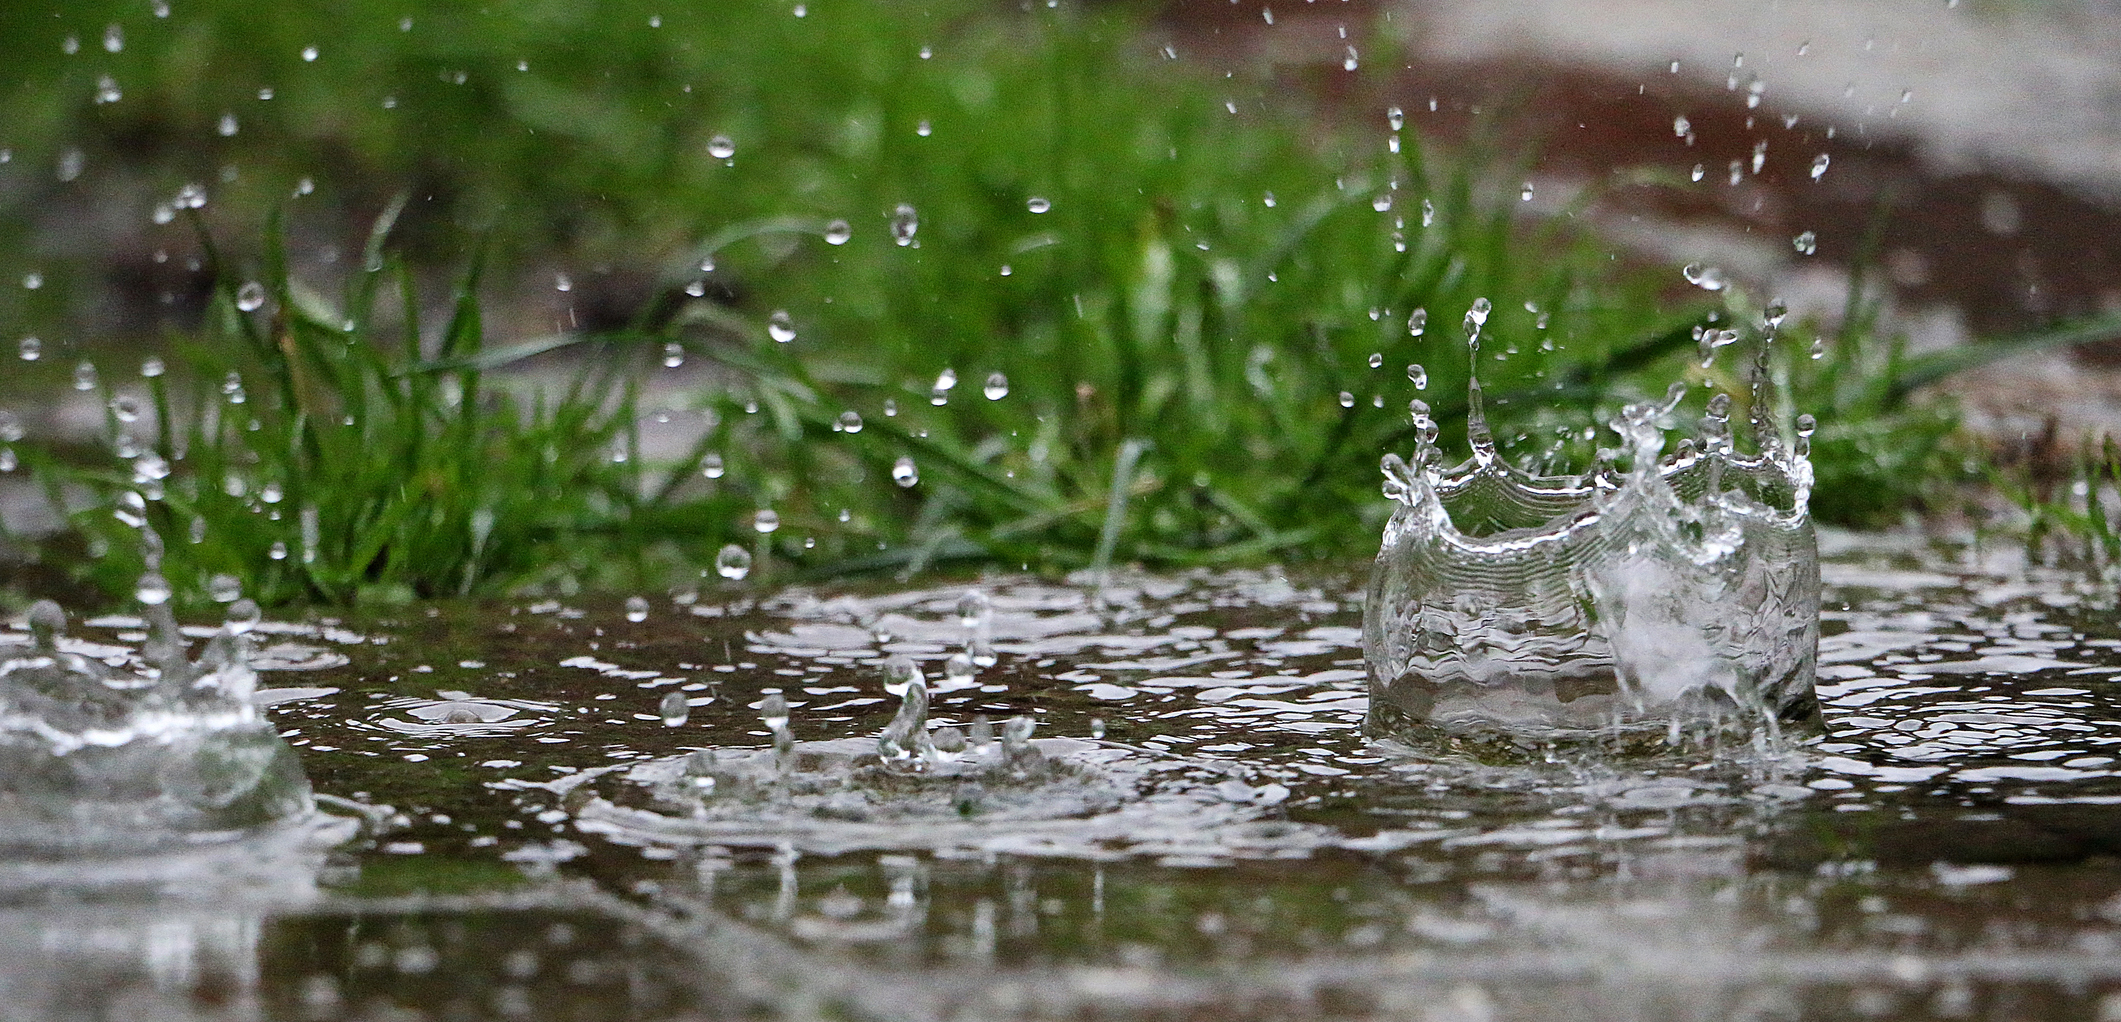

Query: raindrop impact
[{"left": 660, "top": 691, "right": 690, "bottom": 727}]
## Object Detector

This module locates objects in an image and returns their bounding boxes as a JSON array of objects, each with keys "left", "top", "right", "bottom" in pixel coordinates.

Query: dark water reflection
[{"left": 5, "top": 532, "right": 2121, "bottom": 1020}]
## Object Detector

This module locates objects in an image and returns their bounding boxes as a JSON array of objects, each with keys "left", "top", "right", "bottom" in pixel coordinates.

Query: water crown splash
[{"left": 1362, "top": 300, "right": 1819, "bottom": 756}]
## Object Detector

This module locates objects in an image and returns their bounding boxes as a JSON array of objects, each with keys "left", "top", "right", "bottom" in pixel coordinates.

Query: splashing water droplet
[
  {"left": 1027, "top": 196, "right": 1051, "bottom": 213},
  {"left": 236, "top": 281, "right": 267, "bottom": 312},
  {"left": 625, "top": 595, "right": 650, "bottom": 623},
  {"left": 983, "top": 372, "right": 1009, "bottom": 400},
  {"left": 892, "top": 456, "right": 919, "bottom": 487},
  {"left": 1809, "top": 337, "right": 1827, "bottom": 360},
  {"left": 882, "top": 656, "right": 923, "bottom": 699},
  {"left": 1407, "top": 308, "right": 1427, "bottom": 337},
  {"left": 823, "top": 219, "right": 851, "bottom": 245},
  {"left": 767, "top": 310, "right": 796, "bottom": 343},
  {"left": 209, "top": 574, "right": 242, "bottom": 603},
  {"left": 136, "top": 573, "right": 173, "bottom": 606},
  {"left": 715, "top": 543, "right": 753, "bottom": 580},
  {"left": 1420, "top": 199, "right": 1435, "bottom": 227},
  {"left": 1809, "top": 154, "right": 1830, "bottom": 180},
  {"left": 1338, "top": 392, "right": 1356, "bottom": 408},
  {"left": 760, "top": 693, "right": 790, "bottom": 732},
  {"left": 662, "top": 343, "right": 685, "bottom": 368},
  {"left": 1408, "top": 364, "right": 1428, "bottom": 389},
  {"left": 660, "top": 691, "right": 690, "bottom": 727},
  {"left": 1793, "top": 231, "right": 1818, "bottom": 256}
]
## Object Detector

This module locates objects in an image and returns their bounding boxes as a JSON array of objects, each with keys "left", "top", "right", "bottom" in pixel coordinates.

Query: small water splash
[
  {"left": 1, "top": 583, "right": 314, "bottom": 853},
  {"left": 1364, "top": 300, "right": 1820, "bottom": 756}
]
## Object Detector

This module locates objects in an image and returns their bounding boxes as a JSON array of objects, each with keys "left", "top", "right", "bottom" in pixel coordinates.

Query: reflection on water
[{"left": 8, "top": 532, "right": 2121, "bottom": 1019}]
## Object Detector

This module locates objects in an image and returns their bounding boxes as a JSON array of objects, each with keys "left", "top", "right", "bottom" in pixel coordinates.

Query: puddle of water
[{"left": 5, "top": 533, "right": 2121, "bottom": 1019}]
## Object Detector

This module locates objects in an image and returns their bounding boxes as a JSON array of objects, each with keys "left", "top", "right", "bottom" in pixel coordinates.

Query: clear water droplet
[
  {"left": 624, "top": 595, "right": 650, "bottom": 622},
  {"left": 890, "top": 204, "right": 919, "bottom": 247},
  {"left": 882, "top": 656, "right": 923, "bottom": 698},
  {"left": 1793, "top": 231, "right": 1818, "bottom": 256},
  {"left": 753, "top": 509, "right": 780, "bottom": 533},
  {"left": 661, "top": 342, "right": 685, "bottom": 368},
  {"left": 0, "top": 410, "right": 20, "bottom": 442},
  {"left": 1388, "top": 105, "right": 1405, "bottom": 131},
  {"left": 1338, "top": 392, "right": 1355, "bottom": 408},
  {"left": 714, "top": 543, "right": 753, "bottom": 580},
  {"left": 823, "top": 219, "right": 851, "bottom": 245},
  {"left": 136, "top": 573, "right": 172, "bottom": 606},
  {"left": 1407, "top": 308, "right": 1427, "bottom": 337},
  {"left": 73, "top": 362, "right": 98, "bottom": 391},
  {"left": 1809, "top": 153, "right": 1830, "bottom": 180},
  {"left": 19, "top": 337, "right": 41, "bottom": 361},
  {"left": 236, "top": 281, "right": 267, "bottom": 312},
  {"left": 892, "top": 456, "right": 919, "bottom": 487},
  {"left": 209, "top": 573, "right": 243, "bottom": 603},
  {"left": 707, "top": 135, "right": 735, "bottom": 159},
  {"left": 944, "top": 652, "right": 975, "bottom": 686},
  {"left": 759, "top": 692, "right": 790, "bottom": 732},
  {"left": 837, "top": 410, "right": 863, "bottom": 433},
  {"left": 699, "top": 452, "right": 725, "bottom": 479},
  {"left": 1407, "top": 364, "right": 1428, "bottom": 389},
  {"left": 1682, "top": 263, "right": 1727, "bottom": 291},
  {"left": 553, "top": 273, "right": 572, "bottom": 292},
  {"left": 1520, "top": 181, "right": 1534, "bottom": 201},
  {"left": 301, "top": 45, "right": 318, "bottom": 62},
  {"left": 226, "top": 598, "right": 260, "bottom": 634},
  {"left": 1026, "top": 196, "right": 1050, "bottom": 214},
  {"left": 1809, "top": 337, "right": 1827, "bottom": 360},
  {"left": 767, "top": 310, "right": 796, "bottom": 343},
  {"left": 982, "top": 372, "right": 1009, "bottom": 400},
  {"left": 218, "top": 112, "right": 239, "bottom": 137},
  {"left": 96, "top": 76, "right": 122, "bottom": 104},
  {"left": 141, "top": 357, "right": 164, "bottom": 377},
  {"left": 660, "top": 691, "right": 690, "bottom": 726}
]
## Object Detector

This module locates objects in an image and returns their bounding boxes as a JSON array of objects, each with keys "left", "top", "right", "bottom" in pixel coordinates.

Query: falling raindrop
[
  {"left": 715, "top": 543, "right": 753, "bottom": 580},
  {"left": 660, "top": 691, "right": 690, "bottom": 727},
  {"left": 707, "top": 135, "right": 736, "bottom": 159},
  {"left": 823, "top": 219, "right": 852, "bottom": 245},
  {"left": 1407, "top": 308, "right": 1427, "bottom": 337},
  {"left": 957, "top": 590, "right": 991, "bottom": 630},
  {"left": 73, "top": 362, "right": 98, "bottom": 391},
  {"left": 1420, "top": 198, "right": 1435, "bottom": 227},
  {"left": 141, "top": 357, "right": 164, "bottom": 377},
  {"left": 753, "top": 509, "right": 780, "bottom": 534},
  {"left": 1809, "top": 154, "right": 1830, "bottom": 181},
  {"left": 1388, "top": 105, "right": 1405, "bottom": 131},
  {"left": 301, "top": 45, "right": 318, "bottom": 62},
  {"left": 236, "top": 281, "right": 267, "bottom": 312},
  {"left": 662, "top": 342, "right": 685, "bottom": 368},
  {"left": 882, "top": 656, "right": 923, "bottom": 698},
  {"left": 1520, "top": 182, "right": 1534, "bottom": 201},
  {"left": 767, "top": 310, "right": 796, "bottom": 343},
  {"left": 1681, "top": 263, "right": 1728, "bottom": 291},
  {"left": 891, "top": 204, "right": 919, "bottom": 247},
  {"left": 0, "top": 411, "right": 20, "bottom": 442},
  {"left": 1027, "top": 197, "right": 1051, "bottom": 214},
  {"left": 1338, "top": 392, "right": 1355, "bottom": 409},
  {"left": 699, "top": 452, "right": 726, "bottom": 479},
  {"left": 209, "top": 574, "right": 243, "bottom": 603},
  {"left": 943, "top": 652, "right": 975, "bottom": 687},
  {"left": 625, "top": 595, "right": 650, "bottom": 623},
  {"left": 269, "top": 541, "right": 289, "bottom": 561},
  {"left": 1793, "top": 231, "right": 1818, "bottom": 256},
  {"left": 1367, "top": 352, "right": 1384, "bottom": 369},
  {"left": 95, "top": 76, "right": 121, "bottom": 104},
  {"left": 892, "top": 456, "right": 919, "bottom": 487},
  {"left": 554, "top": 273, "right": 572, "bottom": 292},
  {"left": 218, "top": 112, "right": 239, "bottom": 137},
  {"left": 837, "top": 410, "right": 863, "bottom": 433},
  {"left": 1407, "top": 364, "right": 1428, "bottom": 389},
  {"left": 982, "top": 372, "right": 1009, "bottom": 400},
  {"left": 1809, "top": 337, "right": 1827, "bottom": 360},
  {"left": 19, "top": 337, "right": 40, "bottom": 361}
]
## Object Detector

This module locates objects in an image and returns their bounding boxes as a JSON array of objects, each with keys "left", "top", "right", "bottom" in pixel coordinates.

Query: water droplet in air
[
  {"left": 944, "top": 652, "right": 975, "bottom": 687},
  {"left": 700, "top": 453, "right": 725, "bottom": 479},
  {"left": 767, "top": 310, "right": 796, "bottom": 343},
  {"left": 1420, "top": 199, "right": 1435, "bottom": 227},
  {"left": 1764, "top": 300, "right": 1789, "bottom": 331},
  {"left": 1338, "top": 392, "right": 1355, "bottom": 408},
  {"left": 753, "top": 509, "right": 780, "bottom": 534},
  {"left": 209, "top": 573, "right": 243, "bottom": 603},
  {"left": 624, "top": 595, "right": 650, "bottom": 622},
  {"left": 0, "top": 411, "right": 20, "bottom": 442},
  {"left": 1520, "top": 182, "right": 1534, "bottom": 201},
  {"left": 1408, "top": 364, "right": 1428, "bottom": 389},
  {"left": 882, "top": 656, "right": 923, "bottom": 698},
  {"left": 759, "top": 693, "right": 790, "bottom": 732},
  {"left": 18, "top": 338, "right": 39, "bottom": 361},
  {"left": 236, "top": 281, "right": 267, "bottom": 312},
  {"left": 1372, "top": 193, "right": 1393, "bottom": 213},
  {"left": 823, "top": 219, "right": 851, "bottom": 245},
  {"left": 662, "top": 342, "right": 685, "bottom": 368},
  {"left": 892, "top": 456, "right": 919, "bottom": 487},
  {"left": 136, "top": 573, "right": 173, "bottom": 606},
  {"left": 983, "top": 372, "right": 1009, "bottom": 400},
  {"left": 837, "top": 410, "right": 863, "bottom": 433},
  {"left": 96, "top": 76, "right": 121, "bottom": 104},
  {"left": 226, "top": 598, "right": 261, "bottom": 634},
  {"left": 1464, "top": 298, "right": 1491, "bottom": 332},
  {"left": 715, "top": 543, "right": 753, "bottom": 580},
  {"left": 554, "top": 273, "right": 572, "bottom": 292},
  {"left": 1809, "top": 337, "right": 1827, "bottom": 360},
  {"left": 73, "top": 362, "right": 98, "bottom": 391},
  {"left": 1674, "top": 114, "right": 1691, "bottom": 137},
  {"left": 891, "top": 204, "right": 919, "bottom": 247},
  {"left": 218, "top": 112, "right": 239, "bottom": 137},
  {"left": 1682, "top": 263, "right": 1727, "bottom": 291},
  {"left": 1027, "top": 197, "right": 1051, "bottom": 214},
  {"left": 660, "top": 691, "right": 690, "bottom": 727},
  {"left": 1793, "top": 231, "right": 1818, "bottom": 256},
  {"left": 915, "top": 120, "right": 932, "bottom": 137},
  {"left": 1809, "top": 154, "right": 1830, "bottom": 180},
  {"left": 301, "top": 46, "right": 318, "bottom": 61},
  {"left": 1388, "top": 105, "right": 1405, "bottom": 131},
  {"left": 707, "top": 135, "right": 735, "bottom": 159}
]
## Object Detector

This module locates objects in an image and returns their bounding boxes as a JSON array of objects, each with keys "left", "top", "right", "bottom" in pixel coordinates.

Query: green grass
[{"left": 0, "top": 0, "right": 2033, "bottom": 609}]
